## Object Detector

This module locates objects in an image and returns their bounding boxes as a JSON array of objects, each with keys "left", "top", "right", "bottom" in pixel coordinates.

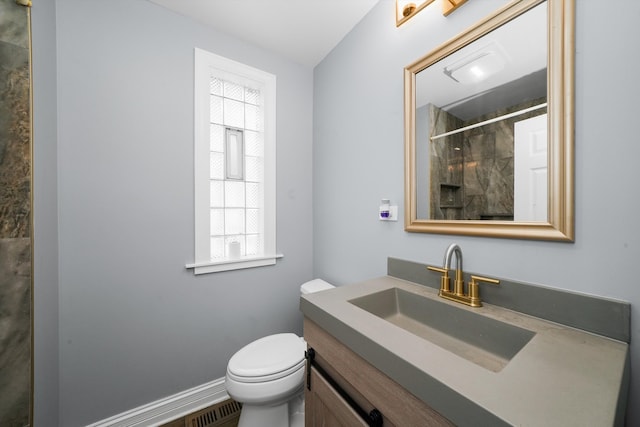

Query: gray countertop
[{"left": 300, "top": 276, "right": 629, "bottom": 426}]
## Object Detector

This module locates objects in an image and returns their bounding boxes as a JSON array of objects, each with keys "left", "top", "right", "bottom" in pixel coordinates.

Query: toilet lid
[{"left": 227, "top": 333, "right": 306, "bottom": 382}]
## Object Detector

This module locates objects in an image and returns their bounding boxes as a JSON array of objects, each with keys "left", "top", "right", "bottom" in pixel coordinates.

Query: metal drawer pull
[{"left": 305, "top": 347, "right": 383, "bottom": 427}]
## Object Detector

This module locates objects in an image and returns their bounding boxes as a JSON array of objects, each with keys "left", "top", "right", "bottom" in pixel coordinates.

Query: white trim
[
  {"left": 186, "top": 253, "right": 284, "bottom": 274},
  {"left": 192, "top": 48, "right": 279, "bottom": 274},
  {"left": 86, "top": 378, "right": 228, "bottom": 427},
  {"left": 194, "top": 49, "right": 211, "bottom": 263}
]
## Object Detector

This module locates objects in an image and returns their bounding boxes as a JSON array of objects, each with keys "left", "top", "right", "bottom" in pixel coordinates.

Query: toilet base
[{"left": 237, "top": 392, "right": 304, "bottom": 427}]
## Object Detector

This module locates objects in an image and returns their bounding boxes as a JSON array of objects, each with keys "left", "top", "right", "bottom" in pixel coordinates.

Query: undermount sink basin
[{"left": 349, "top": 287, "right": 535, "bottom": 372}]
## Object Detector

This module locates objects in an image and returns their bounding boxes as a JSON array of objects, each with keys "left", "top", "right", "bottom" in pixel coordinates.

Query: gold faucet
[{"left": 428, "top": 244, "right": 500, "bottom": 307}]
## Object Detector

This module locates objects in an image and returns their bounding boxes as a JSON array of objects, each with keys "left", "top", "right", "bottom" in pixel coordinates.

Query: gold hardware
[
  {"left": 396, "top": 0, "right": 467, "bottom": 26},
  {"left": 428, "top": 268, "right": 500, "bottom": 308},
  {"left": 468, "top": 275, "right": 500, "bottom": 307},
  {"left": 453, "top": 267, "right": 464, "bottom": 297},
  {"left": 395, "top": 0, "right": 436, "bottom": 27},
  {"left": 427, "top": 266, "right": 450, "bottom": 293},
  {"left": 442, "top": 0, "right": 467, "bottom": 17},
  {"left": 402, "top": 2, "right": 416, "bottom": 17}
]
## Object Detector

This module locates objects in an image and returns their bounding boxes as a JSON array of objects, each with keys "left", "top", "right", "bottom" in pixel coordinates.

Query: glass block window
[
  {"left": 191, "top": 48, "right": 278, "bottom": 274},
  {"left": 209, "top": 78, "right": 264, "bottom": 260}
]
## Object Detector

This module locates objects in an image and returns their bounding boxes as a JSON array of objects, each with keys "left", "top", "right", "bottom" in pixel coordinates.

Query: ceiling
[
  {"left": 416, "top": 1, "right": 547, "bottom": 120},
  {"left": 146, "top": 0, "right": 381, "bottom": 68}
]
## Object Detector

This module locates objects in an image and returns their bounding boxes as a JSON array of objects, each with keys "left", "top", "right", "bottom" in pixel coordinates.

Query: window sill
[{"left": 186, "top": 254, "right": 284, "bottom": 275}]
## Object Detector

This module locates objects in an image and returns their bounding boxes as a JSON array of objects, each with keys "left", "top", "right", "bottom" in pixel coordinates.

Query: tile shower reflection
[{"left": 427, "top": 98, "right": 546, "bottom": 220}]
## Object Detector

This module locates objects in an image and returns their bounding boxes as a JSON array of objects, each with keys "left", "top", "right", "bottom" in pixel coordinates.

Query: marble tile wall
[
  {"left": 429, "top": 104, "right": 464, "bottom": 220},
  {"left": 460, "top": 98, "right": 546, "bottom": 220},
  {"left": 0, "top": 1, "right": 32, "bottom": 426},
  {"left": 429, "top": 99, "right": 546, "bottom": 220}
]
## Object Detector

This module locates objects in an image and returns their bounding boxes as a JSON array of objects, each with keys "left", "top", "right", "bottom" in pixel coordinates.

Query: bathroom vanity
[
  {"left": 304, "top": 317, "right": 453, "bottom": 426},
  {"left": 300, "top": 262, "right": 630, "bottom": 426}
]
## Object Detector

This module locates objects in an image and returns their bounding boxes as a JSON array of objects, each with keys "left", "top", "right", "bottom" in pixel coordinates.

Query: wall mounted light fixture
[
  {"left": 442, "top": 0, "right": 468, "bottom": 17},
  {"left": 396, "top": 0, "right": 435, "bottom": 26},
  {"left": 396, "top": 0, "right": 468, "bottom": 26}
]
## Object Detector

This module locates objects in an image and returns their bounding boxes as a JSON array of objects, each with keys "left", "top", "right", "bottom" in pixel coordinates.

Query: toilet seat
[{"left": 227, "top": 333, "right": 306, "bottom": 383}]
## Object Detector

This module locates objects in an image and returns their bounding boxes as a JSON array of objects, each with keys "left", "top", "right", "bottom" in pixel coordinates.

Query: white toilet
[{"left": 225, "top": 279, "right": 334, "bottom": 427}]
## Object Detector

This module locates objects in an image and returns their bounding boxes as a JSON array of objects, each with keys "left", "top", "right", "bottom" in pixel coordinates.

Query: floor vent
[{"left": 185, "top": 400, "right": 242, "bottom": 427}]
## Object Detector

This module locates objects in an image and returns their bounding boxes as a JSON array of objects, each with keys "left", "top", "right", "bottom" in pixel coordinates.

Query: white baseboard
[{"left": 86, "top": 377, "right": 229, "bottom": 427}]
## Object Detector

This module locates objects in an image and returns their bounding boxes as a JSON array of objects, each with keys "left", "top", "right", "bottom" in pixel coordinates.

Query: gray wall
[
  {"left": 34, "top": 0, "right": 314, "bottom": 425},
  {"left": 30, "top": 0, "right": 640, "bottom": 425},
  {"left": 314, "top": 0, "right": 640, "bottom": 425},
  {"left": 31, "top": 0, "right": 59, "bottom": 424}
]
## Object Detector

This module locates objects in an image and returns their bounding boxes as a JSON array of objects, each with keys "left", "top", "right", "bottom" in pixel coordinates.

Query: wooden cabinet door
[
  {"left": 305, "top": 366, "right": 368, "bottom": 427},
  {"left": 304, "top": 318, "right": 454, "bottom": 427}
]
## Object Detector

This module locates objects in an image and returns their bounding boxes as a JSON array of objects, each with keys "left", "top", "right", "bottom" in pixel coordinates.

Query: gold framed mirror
[{"left": 404, "top": 0, "right": 574, "bottom": 241}]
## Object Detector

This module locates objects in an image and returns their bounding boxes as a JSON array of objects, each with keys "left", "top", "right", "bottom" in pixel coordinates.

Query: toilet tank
[{"left": 300, "top": 279, "right": 334, "bottom": 295}]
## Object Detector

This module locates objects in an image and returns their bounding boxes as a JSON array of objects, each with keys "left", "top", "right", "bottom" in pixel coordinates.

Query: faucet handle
[
  {"left": 427, "top": 266, "right": 451, "bottom": 293},
  {"left": 468, "top": 275, "right": 500, "bottom": 307}
]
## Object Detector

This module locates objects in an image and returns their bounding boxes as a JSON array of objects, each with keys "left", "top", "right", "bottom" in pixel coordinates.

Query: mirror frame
[{"left": 404, "top": 0, "right": 574, "bottom": 241}]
